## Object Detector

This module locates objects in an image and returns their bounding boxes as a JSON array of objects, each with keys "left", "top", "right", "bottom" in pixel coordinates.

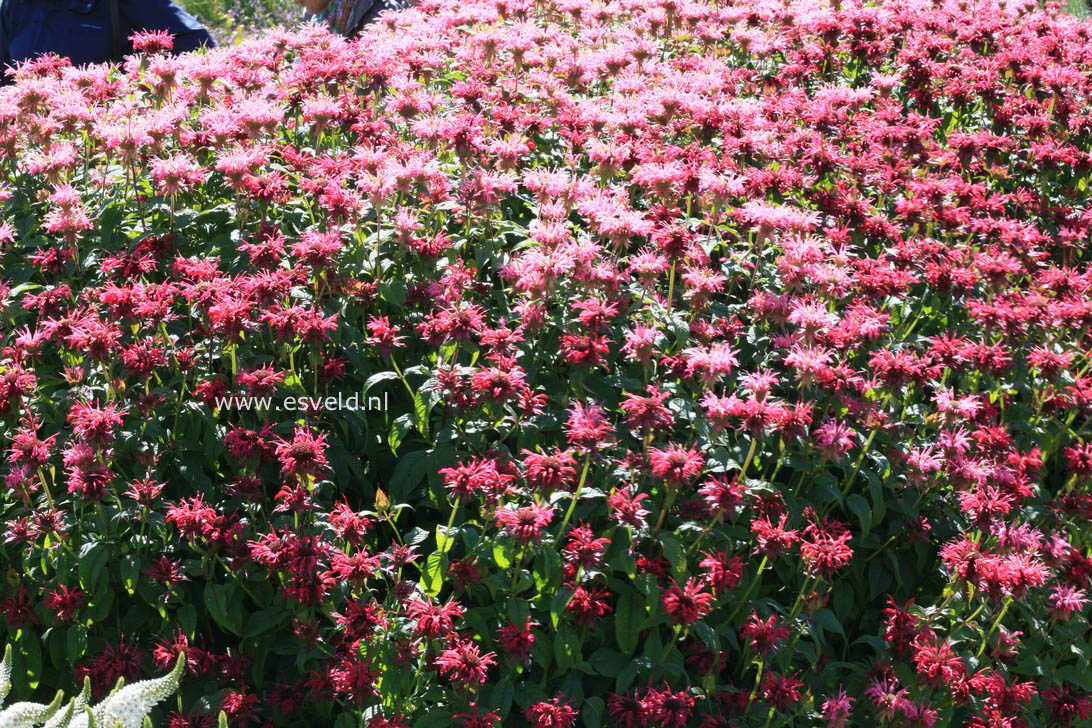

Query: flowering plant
[
  {"left": 0, "top": 644, "right": 186, "bottom": 728},
  {"left": 0, "top": 0, "right": 1091, "bottom": 726}
]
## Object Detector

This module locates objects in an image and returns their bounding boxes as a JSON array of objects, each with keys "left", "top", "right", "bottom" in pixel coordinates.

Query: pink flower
[
  {"left": 821, "top": 689, "right": 854, "bottom": 728},
  {"left": 813, "top": 419, "right": 857, "bottom": 461},
  {"left": 648, "top": 444, "right": 705, "bottom": 488},
  {"left": 150, "top": 153, "right": 206, "bottom": 197},
  {"left": 495, "top": 502, "right": 555, "bottom": 544},
  {"left": 1049, "top": 585, "right": 1089, "bottom": 621},
  {"left": 130, "top": 29, "right": 175, "bottom": 53},
  {"left": 738, "top": 200, "right": 821, "bottom": 233}
]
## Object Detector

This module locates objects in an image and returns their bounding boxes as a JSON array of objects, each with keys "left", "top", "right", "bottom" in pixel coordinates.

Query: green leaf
[
  {"left": 659, "top": 534, "right": 686, "bottom": 576},
  {"left": 810, "top": 608, "right": 845, "bottom": 638},
  {"left": 554, "top": 625, "right": 579, "bottom": 672},
  {"left": 414, "top": 389, "right": 430, "bottom": 438},
  {"left": 582, "top": 696, "right": 604, "bottom": 728},
  {"left": 67, "top": 625, "right": 88, "bottom": 661},
  {"left": 363, "top": 371, "right": 399, "bottom": 395},
  {"left": 178, "top": 604, "right": 197, "bottom": 638},
  {"left": 422, "top": 551, "right": 447, "bottom": 597},
  {"left": 482, "top": 675, "right": 515, "bottom": 717},
  {"left": 412, "top": 711, "right": 454, "bottom": 728},
  {"left": 78, "top": 542, "right": 109, "bottom": 592},
  {"left": 870, "top": 476, "right": 886, "bottom": 525},
  {"left": 389, "top": 413, "right": 414, "bottom": 454},
  {"left": 377, "top": 279, "right": 407, "bottom": 308},
  {"left": 588, "top": 648, "right": 628, "bottom": 678},
  {"left": 550, "top": 587, "right": 573, "bottom": 630},
  {"left": 533, "top": 549, "right": 562, "bottom": 592},
  {"left": 17, "top": 629, "right": 42, "bottom": 690},
  {"left": 119, "top": 554, "right": 141, "bottom": 594},
  {"left": 493, "top": 542, "right": 512, "bottom": 569},
  {"left": 204, "top": 584, "right": 240, "bottom": 635},
  {"left": 244, "top": 607, "right": 285, "bottom": 639},
  {"left": 389, "top": 450, "right": 429, "bottom": 503},
  {"left": 692, "top": 621, "right": 720, "bottom": 651},
  {"left": 615, "top": 591, "right": 645, "bottom": 655},
  {"left": 847, "top": 494, "right": 871, "bottom": 538}
]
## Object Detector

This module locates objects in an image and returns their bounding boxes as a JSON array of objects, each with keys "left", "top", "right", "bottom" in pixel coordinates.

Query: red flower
[
  {"left": 440, "top": 458, "right": 515, "bottom": 502},
  {"left": 0, "top": 586, "right": 37, "bottom": 627},
  {"left": 496, "top": 617, "right": 537, "bottom": 664},
  {"left": 641, "top": 686, "right": 694, "bottom": 728},
  {"left": 1042, "top": 685, "right": 1092, "bottom": 727},
  {"left": 565, "top": 401, "right": 616, "bottom": 452},
  {"left": 606, "top": 691, "right": 646, "bottom": 728},
  {"left": 662, "top": 578, "right": 714, "bottom": 626},
  {"left": 760, "top": 672, "right": 803, "bottom": 713},
  {"left": 620, "top": 385, "right": 674, "bottom": 432},
  {"left": 329, "top": 653, "right": 380, "bottom": 703},
  {"left": 699, "top": 551, "right": 745, "bottom": 593},
  {"left": 67, "top": 401, "right": 127, "bottom": 448},
  {"left": 752, "top": 515, "right": 799, "bottom": 558},
  {"left": 130, "top": 29, "right": 175, "bottom": 53},
  {"left": 406, "top": 598, "right": 464, "bottom": 640},
  {"left": 567, "top": 585, "right": 612, "bottom": 626},
  {"left": 563, "top": 523, "right": 611, "bottom": 569},
  {"left": 800, "top": 518, "right": 854, "bottom": 578},
  {"left": 43, "top": 585, "right": 87, "bottom": 622},
  {"left": 435, "top": 637, "right": 496, "bottom": 688},
  {"left": 273, "top": 426, "right": 330, "bottom": 481},
  {"left": 455, "top": 703, "right": 501, "bottom": 728},
  {"left": 220, "top": 688, "right": 261, "bottom": 726},
  {"left": 741, "top": 612, "right": 790, "bottom": 656},
  {"left": 525, "top": 697, "right": 577, "bottom": 728}
]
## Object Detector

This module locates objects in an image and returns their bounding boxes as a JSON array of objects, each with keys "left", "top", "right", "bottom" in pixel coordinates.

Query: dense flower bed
[{"left": 1, "top": 0, "right": 1092, "bottom": 725}]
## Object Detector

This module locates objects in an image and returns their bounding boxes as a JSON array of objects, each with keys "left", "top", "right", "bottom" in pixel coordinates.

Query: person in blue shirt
[
  {"left": 297, "top": 0, "right": 408, "bottom": 38},
  {"left": 0, "top": 0, "right": 214, "bottom": 73}
]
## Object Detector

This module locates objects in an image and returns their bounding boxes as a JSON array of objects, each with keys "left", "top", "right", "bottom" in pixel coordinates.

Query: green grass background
[
  {"left": 177, "top": 0, "right": 1090, "bottom": 42},
  {"left": 177, "top": 0, "right": 306, "bottom": 44}
]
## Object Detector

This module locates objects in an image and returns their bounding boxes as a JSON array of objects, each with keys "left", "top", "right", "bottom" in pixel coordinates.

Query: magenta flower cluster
[{"left": 0, "top": 0, "right": 1090, "bottom": 726}]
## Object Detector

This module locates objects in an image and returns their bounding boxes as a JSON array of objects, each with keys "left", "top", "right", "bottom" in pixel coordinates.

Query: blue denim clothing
[{"left": 0, "top": 0, "right": 213, "bottom": 71}]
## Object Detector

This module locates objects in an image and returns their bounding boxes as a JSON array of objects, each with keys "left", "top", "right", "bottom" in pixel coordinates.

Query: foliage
[
  {"left": 0, "top": 0, "right": 1091, "bottom": 726},
  {"left": 175, "top": 0, "right": 306, "bottom": 45}
]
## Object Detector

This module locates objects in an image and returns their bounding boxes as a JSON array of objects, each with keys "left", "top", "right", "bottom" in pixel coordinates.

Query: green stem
[
  {"left": 729, "top": 555, "right": 768, "bottom": 622},
  {"left": 977, "top": 597, "right": 1012, "bottom": 657},
  {"left": 440, "top": 500, "right": 459, "bottom": 555},
  {"left": 556, "top": 454, "right": 591, "bottom": 538},
  {"left": 665, "top": 260, "right": 676, "bottom": 316}
]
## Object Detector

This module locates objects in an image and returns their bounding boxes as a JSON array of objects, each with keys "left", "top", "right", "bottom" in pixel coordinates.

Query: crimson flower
[{"left": 662, "top": 578, "right": 714, "bottom": 626}]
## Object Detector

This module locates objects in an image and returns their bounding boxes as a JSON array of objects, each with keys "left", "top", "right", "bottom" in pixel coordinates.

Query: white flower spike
[
  {"left": 0, "top": 690, "right": 63, "bottom": 728},
  {"left": 0, "top": 647, "right": 183, "bottom": 728},
  {"left": 90, "top": 653, "right": 184, "bottom": 728},
  {"left": 0, "top": 645, "right": 11, "bottom": 708},
  {"left": 44, "top": 678, "right": 90, "bottom": 728}
]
